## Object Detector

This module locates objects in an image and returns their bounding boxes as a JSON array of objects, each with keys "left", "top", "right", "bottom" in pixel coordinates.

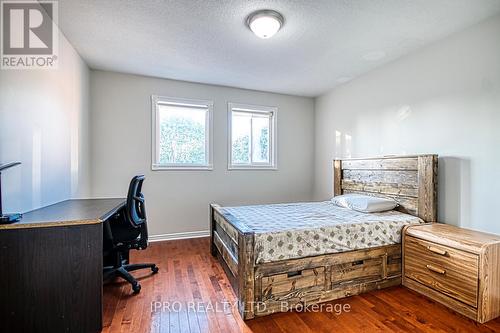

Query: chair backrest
[{"left": 124, "top": 175, "right": 147, "bottom": 228}]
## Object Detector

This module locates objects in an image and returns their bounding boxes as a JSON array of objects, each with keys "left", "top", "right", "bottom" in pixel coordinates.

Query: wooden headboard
[{"left": 333, "top": 155, "right": 438, "bottom": 222}]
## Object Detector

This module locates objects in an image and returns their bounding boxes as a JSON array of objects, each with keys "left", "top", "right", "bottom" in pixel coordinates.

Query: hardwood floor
[{"left": 103, "top": 238, "right": 500, "bottom": 333}]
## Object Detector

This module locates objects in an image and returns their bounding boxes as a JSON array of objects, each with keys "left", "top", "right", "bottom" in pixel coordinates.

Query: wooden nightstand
[{"left": 403, "top": 223, "right": 500, "bottom": 323}]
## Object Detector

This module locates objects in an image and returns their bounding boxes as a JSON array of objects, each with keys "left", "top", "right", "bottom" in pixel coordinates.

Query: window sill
[
  {"left": 152, "top": 165, "right": 213, "bottom": 171},
  {"left": 228, "top": 165, "right": 277, "bottom": 170}
]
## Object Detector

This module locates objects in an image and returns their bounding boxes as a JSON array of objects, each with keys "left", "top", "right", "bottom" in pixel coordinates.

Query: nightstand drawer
[{"left": 404, "top": 236, "right": 479, "bottom": 307}]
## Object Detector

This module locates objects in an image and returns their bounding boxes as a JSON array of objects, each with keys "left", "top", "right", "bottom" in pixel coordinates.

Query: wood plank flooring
[{"left": 103, "top": 238, "right": 500, "bottom": 333}]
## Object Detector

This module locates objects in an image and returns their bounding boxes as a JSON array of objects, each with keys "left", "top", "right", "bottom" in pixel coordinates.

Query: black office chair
[{"left": 103, "top": 175, "right": 158, "bottom": 293}]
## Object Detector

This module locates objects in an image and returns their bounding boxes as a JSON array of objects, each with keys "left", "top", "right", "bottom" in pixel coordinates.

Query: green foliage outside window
[
  {"left": 259, "top": 127, "right": 269, "bottom": 160},
  {"left": 232, "top": 127, "right": 269, "bottom": 164},
  {"left": 159, "top": 117, "right": 205, "bottom": 164},
  {"left": 232, "top": 135, "right": 250, "bottom": 163}
]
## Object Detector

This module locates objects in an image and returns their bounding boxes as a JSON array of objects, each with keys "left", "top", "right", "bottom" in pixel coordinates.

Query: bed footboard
[{"left": 210, "top": 204, "right": 256, "bottom": 319}]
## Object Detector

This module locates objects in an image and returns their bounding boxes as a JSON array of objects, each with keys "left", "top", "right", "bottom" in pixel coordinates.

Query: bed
[{"left": 210, "top": 155, "right": 438, "bottom": 319}]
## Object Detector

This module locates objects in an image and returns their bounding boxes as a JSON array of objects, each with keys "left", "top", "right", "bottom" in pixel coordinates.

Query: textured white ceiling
[{"left": 58, "top": 0, "right": 500, "bottom": 97}]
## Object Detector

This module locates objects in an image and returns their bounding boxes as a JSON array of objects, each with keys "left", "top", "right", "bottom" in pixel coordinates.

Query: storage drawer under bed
[
  {"left": 256, "top": 245, "right": 402, "bottom": 306},
  {"left": 331, "top": 251, "right": 401, "bottom": 288},
  {"left": 261, "top": 267, "right": 326, "bottom": 301}
]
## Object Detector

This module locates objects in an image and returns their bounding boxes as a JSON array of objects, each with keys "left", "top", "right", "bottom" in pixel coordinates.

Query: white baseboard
[{"left": 149, "top": 230, "right": 210, "bottom": 242}]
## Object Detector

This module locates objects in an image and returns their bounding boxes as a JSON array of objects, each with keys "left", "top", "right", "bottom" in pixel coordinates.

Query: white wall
[
  {"left": 0, "top": 33, "right": 90, "bottom": 214},
  {"left": 90, "top": 71, "right": 315, "bottom": 236},
  {"left": 314, "top": 15, "right": 500, "bottom": 234}
]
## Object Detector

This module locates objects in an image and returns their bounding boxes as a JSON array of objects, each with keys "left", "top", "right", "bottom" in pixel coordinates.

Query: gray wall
[
  {"left": 90, "top": 71, "right": 315, "bottom": 236},
  {"left": 314, "top": 15, "right": 500, "bottom": 234},
  {"left": 0, "top": 32, "right": 90, "bottom": 214}
]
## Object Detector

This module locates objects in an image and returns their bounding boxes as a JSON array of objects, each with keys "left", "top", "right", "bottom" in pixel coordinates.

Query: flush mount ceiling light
[{"left": 246, "top": 10, "right": 284, "bottom": 39}]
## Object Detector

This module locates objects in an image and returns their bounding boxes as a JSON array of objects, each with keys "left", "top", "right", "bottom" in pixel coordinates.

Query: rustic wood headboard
[{"left": 333, "top": 155, "right": 438, "bottom": 222}]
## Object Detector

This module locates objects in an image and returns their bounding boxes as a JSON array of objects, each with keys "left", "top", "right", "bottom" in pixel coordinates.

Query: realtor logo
[{"left": 1, "top": 0, "right": 58, "bottom": 69}]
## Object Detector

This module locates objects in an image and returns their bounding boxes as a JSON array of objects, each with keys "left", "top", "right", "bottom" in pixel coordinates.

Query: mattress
[{"left": 219, "top": 201, "right": 423, "bottom": 264}]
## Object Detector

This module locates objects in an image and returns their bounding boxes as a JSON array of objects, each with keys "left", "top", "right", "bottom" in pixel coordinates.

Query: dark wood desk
[{"left": 0, "top": 199, "right": 125, "bottom": 333}]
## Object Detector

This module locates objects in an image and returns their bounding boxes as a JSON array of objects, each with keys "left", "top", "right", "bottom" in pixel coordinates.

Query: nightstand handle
[
  {"left": 427, "top": 246, "right": 447, "bottom": 256},
  {"left": 426, "top": 264, "right": 446, "bottom": 275}
]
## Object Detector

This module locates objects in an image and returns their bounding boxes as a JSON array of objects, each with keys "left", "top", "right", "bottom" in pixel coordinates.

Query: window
[
  {"left": 152, "top": 96, "right": 213, "bottom": 170},
  {"left": 228, "top": 103, "right": 277, "bottom": 169}
]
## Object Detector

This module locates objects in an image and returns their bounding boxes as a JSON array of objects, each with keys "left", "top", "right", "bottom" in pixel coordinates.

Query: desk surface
[{"left": 0, "top": 198, "right": 126, "bottom": 230}]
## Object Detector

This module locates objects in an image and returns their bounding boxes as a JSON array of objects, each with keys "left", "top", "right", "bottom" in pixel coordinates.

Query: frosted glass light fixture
[{"left": 247, "top": 10, "right": 284, "bottom": 39}]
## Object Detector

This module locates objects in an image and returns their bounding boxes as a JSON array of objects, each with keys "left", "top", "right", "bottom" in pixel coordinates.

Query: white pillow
[{"left": 331, "top": 194, "right": 398, "bottom": 213}]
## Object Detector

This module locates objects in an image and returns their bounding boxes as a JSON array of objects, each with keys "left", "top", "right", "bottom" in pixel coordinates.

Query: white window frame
[
  {"left": 151, "top": 95, "right": 213, "bottom": 170},
  {"left": 228, "top": 102, "right": 277, "bottom": 170}
]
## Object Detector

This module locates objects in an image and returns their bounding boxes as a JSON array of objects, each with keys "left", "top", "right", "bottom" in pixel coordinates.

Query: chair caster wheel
[
  {"left": 132, "top": 283, "right": 141, "bottom": 294},
  {"left": 151, "top": 265, "right": 159, "bottom": 274}
]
